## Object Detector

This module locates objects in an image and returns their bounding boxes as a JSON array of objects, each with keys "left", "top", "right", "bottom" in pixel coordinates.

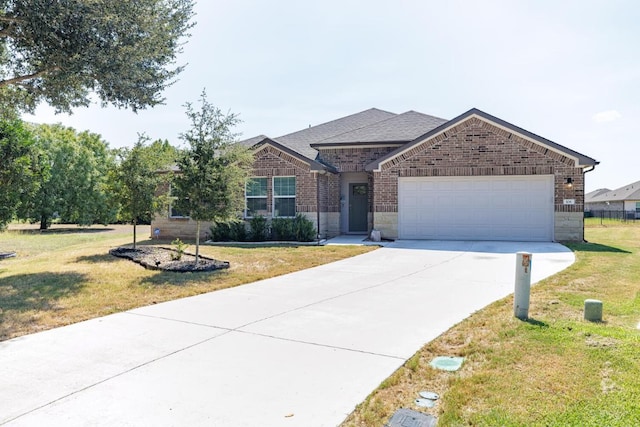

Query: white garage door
[{"left": 398, "top": 175, "right": 554, "bottom": 241}]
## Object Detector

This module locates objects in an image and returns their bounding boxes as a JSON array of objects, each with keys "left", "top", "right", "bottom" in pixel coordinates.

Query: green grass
[
  {"left": 584, "top": 216, "right": 640, "bottom": 228},
  {"left": 342, "top": 223, "right": 640, "bottom": 427},
  {"left": 0, "top": 224, "right": 377, "bottom": 341}
]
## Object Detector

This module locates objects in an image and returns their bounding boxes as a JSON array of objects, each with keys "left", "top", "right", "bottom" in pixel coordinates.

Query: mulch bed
[{"left": 109, "top": 246, "right": 230, "bottom": 272}]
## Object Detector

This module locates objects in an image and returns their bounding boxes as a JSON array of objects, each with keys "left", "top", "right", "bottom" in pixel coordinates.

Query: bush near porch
[{"left": 209, "top": 214, "right": 316, "bottom": 242}]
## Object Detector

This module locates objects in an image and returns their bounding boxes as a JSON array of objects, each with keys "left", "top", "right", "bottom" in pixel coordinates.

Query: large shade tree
[
  {"left": 19, "top": 123, "right": 117, "bottom": 229},
  {"left": 0, "top": 0, "right": 194, "bottom": 113},
  {"left": 0, "top": 118, "right": 36, "bottom": 229},
  {"left": 172, "top": 91, "right": 253, "bottom": 263},
  {"left": 113, "top": 136, "right": 178, "bottom": 248}
]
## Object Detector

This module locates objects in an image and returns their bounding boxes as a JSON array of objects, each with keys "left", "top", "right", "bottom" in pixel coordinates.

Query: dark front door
[{"left": 348, "top": 183, "right": 368, "bottom": 233}]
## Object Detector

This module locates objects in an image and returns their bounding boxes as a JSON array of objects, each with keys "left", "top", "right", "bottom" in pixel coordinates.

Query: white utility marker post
[{"left": 514, "top": 252, "right": 532, "bottom": 320}]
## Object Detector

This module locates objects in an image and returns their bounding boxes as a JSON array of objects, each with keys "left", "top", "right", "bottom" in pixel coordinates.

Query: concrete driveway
[{"left": 0, "top": 240, "right": 574, "bottom": 426}]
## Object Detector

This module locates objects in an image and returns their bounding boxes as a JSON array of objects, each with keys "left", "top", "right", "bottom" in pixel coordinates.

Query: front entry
[{"left": 348, "top": 183, "right": 368, "bottom": 233}]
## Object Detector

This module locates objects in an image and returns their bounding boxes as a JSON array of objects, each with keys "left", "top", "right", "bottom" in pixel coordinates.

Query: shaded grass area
[
  {"left": 0, "top": 224, "right": 376, "bottom": 341},
  {"left": 342, "top": 224, "right": 640, "bottom": 427}
]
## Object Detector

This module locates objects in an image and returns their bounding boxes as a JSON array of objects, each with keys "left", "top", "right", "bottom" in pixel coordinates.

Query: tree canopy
[
  {"left": 0, "top": 118, "right": 36, "bottom": 229},
  {"left": 0, "top": 0, "right": 194, "bottom": 113},
  {"left": 19, "top": 123, "right": 117, "bottom": 229},
  {"left": 172, "top": 91, "right": 253, "bottom": 262},
  {"left": 113, "top": 136, "right": 178, "bottom": 248}
]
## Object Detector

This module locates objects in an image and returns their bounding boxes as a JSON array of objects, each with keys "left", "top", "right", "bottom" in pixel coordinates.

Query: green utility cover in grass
[{"left": 430, "top": 356, "right": 464, "bottom": 371}]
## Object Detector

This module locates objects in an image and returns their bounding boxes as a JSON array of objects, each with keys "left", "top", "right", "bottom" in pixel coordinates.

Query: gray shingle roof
[
  {"left": 584, "top": 188, "right": 612, "bottom": 203},
  {"left": 312, "top": 111, "right": 447, "bottom": 145},
  {"left": 587, "top": 181, "right": 640, "bottom": 202},
  {"left": 250, "top": 136, "right": 331, "bottom": 172},
  {"left": 366, "top": 108, "right": 599, "bottom": 171},
  {"left": 239, "top": 109, "right": 397, "bottom": 160},
  {"left": 242, "top": 107, "right": 598, "bottom": 173},
  {"left": 272, "top": 108, "right": 397, "bottom": 159},
  {"left": 238, "top": 134, "right": 269, "bottom": 148}
]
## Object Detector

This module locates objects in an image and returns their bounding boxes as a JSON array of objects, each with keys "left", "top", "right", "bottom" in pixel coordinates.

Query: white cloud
[{"left": 592, "top": 110, "right": 622, "bottom": 123}]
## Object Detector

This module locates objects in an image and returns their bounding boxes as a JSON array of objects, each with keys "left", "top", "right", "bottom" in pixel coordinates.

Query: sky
[{"left": 22, "top": 0, "right": 640, "bottom": 193}]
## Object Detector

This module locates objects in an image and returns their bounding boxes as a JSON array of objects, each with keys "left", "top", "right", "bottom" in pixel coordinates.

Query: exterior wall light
[{"left": 565, "top": 177, "right": 573, "bottom": 188}]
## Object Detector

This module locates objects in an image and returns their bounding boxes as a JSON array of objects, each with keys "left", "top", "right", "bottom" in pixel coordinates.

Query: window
[
  {"left": 636, "top": 202, "right": 640, "bottom": 213},
  {"left": 273, "top": 176, "right": 296, "bottom": 217},
  {"left": 168, "top": 184, "right": 189, "bottom": 218},
  {"left": 245, "top": 177, "right": 267, "bottom": 217},
  {"left": 169, "top": 204, "right": 188, "bottom": 219}
]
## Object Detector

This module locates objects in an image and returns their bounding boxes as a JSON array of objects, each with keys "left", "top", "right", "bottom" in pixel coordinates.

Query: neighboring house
[
  {"left": 585, "top": 188, "right": 611, "bottom": 202},
  {"left": 152, "top": 107, "right": 598, "bottom": 242},
  {"left": 585, "top": 181, "right": 640, "bottom": 219}
]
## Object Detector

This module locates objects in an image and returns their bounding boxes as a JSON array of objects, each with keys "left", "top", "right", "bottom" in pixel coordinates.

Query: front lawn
[
  {"left": 0, "top": 224, "right": 376, "bottom": 341},
  {"left": 342, "top": 223, "right": 640, "bottom": 426}
]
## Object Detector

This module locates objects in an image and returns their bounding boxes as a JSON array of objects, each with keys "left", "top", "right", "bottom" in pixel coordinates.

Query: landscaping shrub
[
  {"left": 271, "top": 214, "right": 316, "bottom": 241},
  {"left": 210, "top": 219, "right": 247, "bottom": 242},
  {"left": 249, "top": 215, "right": 269, "bottom": 241},
  {"left": 211, "top": 215, "right": 315, "bottom": 242},
  {"left": 229, "top": 220, "right": 248, "bottom": 242},
  {"left": 293, "top": 214, "right": 316, "bottom": 241},
  {"left": 209, "top": 221, "right": 232, "bottom": 241},
  {"left": 171, "top": 238, "right": 187, "bottom": 260},
  {"left": 271, "top": 217, "right": 295, "bottom": 240}
]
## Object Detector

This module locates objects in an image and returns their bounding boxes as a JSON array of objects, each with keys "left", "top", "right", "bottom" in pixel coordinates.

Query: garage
[{"left": 398, "top": 175, "right": 554, "bottom": 241}]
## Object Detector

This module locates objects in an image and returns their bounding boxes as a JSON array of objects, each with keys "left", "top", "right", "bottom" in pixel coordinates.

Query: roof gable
[
  {"left": 251, "top": 137, "right": 332, "bottom": 172},
  {"left": 366, "top": 108, "right": 599, "bottom": 171},
  {"left": 239, "top": 134, "right": 269, "bottom": 148}
]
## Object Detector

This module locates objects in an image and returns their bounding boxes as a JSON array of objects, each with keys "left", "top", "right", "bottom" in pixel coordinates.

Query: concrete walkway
[{"left": 0, "top": 240, "right": 574, "bottom": 426}]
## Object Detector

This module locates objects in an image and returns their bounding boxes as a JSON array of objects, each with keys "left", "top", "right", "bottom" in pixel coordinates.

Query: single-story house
[
  {"left": 152, "top": 107, "right": 598, "bottom": 242},
  {"left": 585, "top": 181, "right": 640, "bottom": 219},
  {"left": 585, "top": 188, "right": 611, "bottom": 201}
]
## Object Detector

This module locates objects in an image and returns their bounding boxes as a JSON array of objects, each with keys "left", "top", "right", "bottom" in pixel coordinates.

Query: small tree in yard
[
  {"left": 113, "top": 135, "right": 177, "bottom": 249},
  {"left": 172, "top": 91, "right": 253, "bottom": 264}
]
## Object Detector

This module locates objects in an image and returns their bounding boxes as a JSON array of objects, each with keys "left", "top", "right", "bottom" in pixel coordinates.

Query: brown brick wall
[
  {"left": 318, "top": 146, "right": 397, "bottom": 172},
  {"left": 327, "top": 173, "right": 341, "bottom": 213},
  {"left": 152, "top": 119, "right": 588, "bottom": 241},
  {"left": 152, "top": 144, "right": 324, "bottom": 239},
  {"left": 373, "top": 118, "right": 585, "bottom": 214},
  {"left": 251, "top": 145, "right": 318, "bottom": 214}
]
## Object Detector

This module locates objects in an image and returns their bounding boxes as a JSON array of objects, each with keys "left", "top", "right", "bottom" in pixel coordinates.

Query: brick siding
[
  {"left": 374, "top": 118, "right": 585, "bottom": 215},
  {"left": 153, "top": 117, "right": 588, "bottom": 241},
  {"left": 318, "top": 146, "right": 397, "bottom": 173},
  {"left": 251, "top": 145, "right": 318, "bottom": 214}
]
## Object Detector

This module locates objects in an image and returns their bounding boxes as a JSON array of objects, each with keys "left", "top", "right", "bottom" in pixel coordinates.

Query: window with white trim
[
  {"left": 636, "top": 202, "right": 640, "bottom": 213},
  {"left": 169, "top": 203, "right": 189, "bottom": 218},
  {"left": 168, "top": 184, "right": 189, "bottom": 218},
  {"left": 273, "top": 176, "right": 296, "bottom": 217},
  {"left": 245, "top": 177, "right": 268, "bottom": 217}
]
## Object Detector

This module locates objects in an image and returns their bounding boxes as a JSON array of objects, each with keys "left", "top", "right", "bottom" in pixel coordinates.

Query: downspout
[
  {"left": 582, "top": 164, "right": 597, "bottom": 242},
  {"left": 315, "top": 171, "right": 322, "bottom": 241}
]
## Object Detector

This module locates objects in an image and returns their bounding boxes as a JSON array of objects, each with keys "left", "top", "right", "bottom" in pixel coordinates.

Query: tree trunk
[
  {"left": 133, "top": 218, "right": 137, "bottom": 250},
  {"left": 39, "top": 214, "right": 48, "bottom": 230},
  {"left": 195, "top": 220, "right": 200, "bottom": 264}
]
